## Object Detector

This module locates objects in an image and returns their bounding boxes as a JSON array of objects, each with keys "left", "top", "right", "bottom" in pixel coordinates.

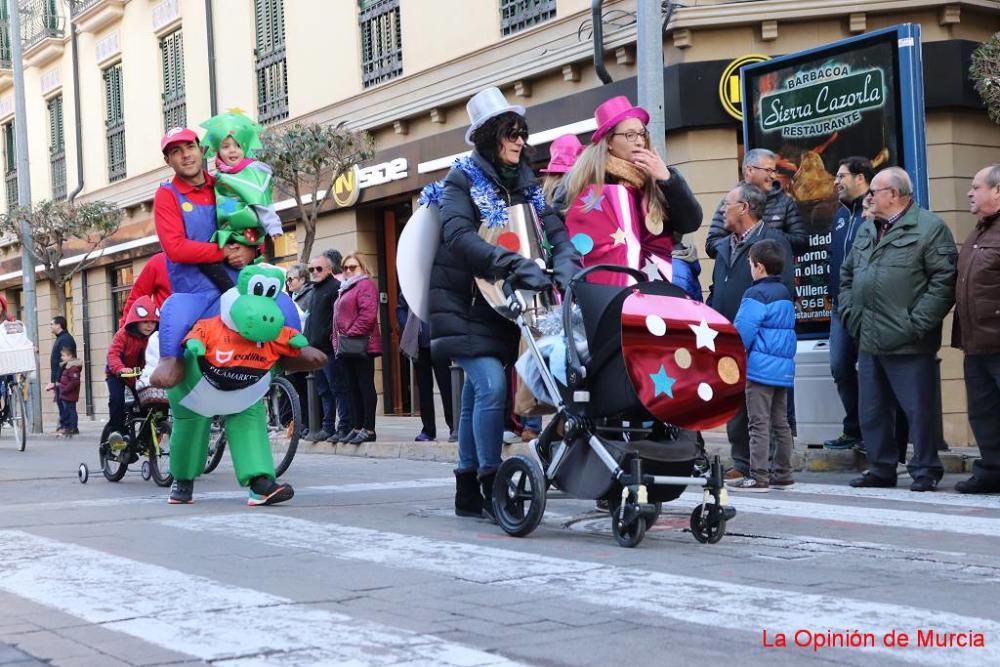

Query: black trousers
[
  {"left": 964, "top": 353, "right": 1000, "bottom": 482},
  {"left": 106, "top": 375, "right": 127, "bottom": 435},
  {"left": 343, "top": 354, "right": 377, "bottom": 431},
  {"left": 415, "top": 347, "right": 453, "bottom": 438},
  {"left": 858, "top": 352, "right": 943, "bottom": 481}
]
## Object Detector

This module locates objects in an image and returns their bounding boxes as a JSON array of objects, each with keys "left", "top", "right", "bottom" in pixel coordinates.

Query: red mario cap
[{"left": 161, "top": 127, "right": 199, "bottom": 153}]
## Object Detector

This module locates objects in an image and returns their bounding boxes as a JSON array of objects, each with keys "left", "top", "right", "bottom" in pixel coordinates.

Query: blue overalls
[{"left": 157, "top": 182, "right": 301, "bottom": 358}]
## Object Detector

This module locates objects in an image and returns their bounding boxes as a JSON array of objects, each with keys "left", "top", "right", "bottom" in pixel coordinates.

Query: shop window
[
  {"left": 3, "top": 121, "right": 16, "bottom": 212},
  {"left": 500, "top": 0, "right": 556, "bottom": 36},
  {"left": 254, "top": 0, "right": 288, "bottom": 125},
  {"left": 160, "top": 29, "right": 186, "bottom": 131},
  {"left": 48, "top": 95, "right": 66, "bottom": 200},
  {"left": 359, "top": 0, "right": 402, "bottom": 89},
  {"left": 103, "top": 62, "right": 127, "bottom": 183},
  {"left": 109, "top": 263, "right": 133, "bottom": 328},
  {"left": 271, "top": 227, "right": 298, "bottom": 267}
]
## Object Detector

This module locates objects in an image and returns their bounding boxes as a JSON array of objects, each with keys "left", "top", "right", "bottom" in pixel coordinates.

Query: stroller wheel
[
  {"left": 690, "top": 503, "right": 727, "bottom": 544},
  {"left": 493, "top": 456, "right": 547, "bottom": 538},
  {"left": 611, "top": 501, "right": 646, "bottom": 548},
  {"left": 78, "top": 463, "right": 89, "bottom": 484}
]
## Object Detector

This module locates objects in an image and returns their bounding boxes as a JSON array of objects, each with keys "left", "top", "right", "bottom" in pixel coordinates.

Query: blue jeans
[
  {"left": 455, "top": 356, "right": 507, "bottom": 478},
  {"left": 829, "top": 311, "right": 860, "bottom": 439},
  {"left": 315, "top": 355, "right": 352, "bottom": 434},
  {"left": 62, "top": 401, "right": 78, "bottom": 430}
]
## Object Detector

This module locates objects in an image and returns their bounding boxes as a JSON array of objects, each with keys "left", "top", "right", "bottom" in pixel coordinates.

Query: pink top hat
[
  {"left": 591, "top": 96, "right": 650, "bottom": 144},
  {"left": 540, "top": 134, "right": 584, "bottom": 174}
]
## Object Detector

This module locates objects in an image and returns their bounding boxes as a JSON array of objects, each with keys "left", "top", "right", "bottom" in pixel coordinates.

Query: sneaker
[
  {"left": 448, "top": 430, "right": 458, "bottom": 443},
  {"left": 347, "top": 429, "right": 376, "bottom": 445},
  {"left": 909, "top": 476, "right": 938, "bottom": 493},
  {"left": 595, "top": 499, "right": 610, "bottom": 512},
  {"left": 248, "top": 476, "right": 294, "bottom": 506},
  {"left": 308, "top": 429, "right": 332, "bottom": 443},
  {"left": 723, "top": 468, "right": 746, "bottom": 482},
  {"left": 338, "top": 429, "right": 360, "bottom": 444},
  {"left": 770, "top": 478, "right": 796, "bottom": 490},
  {"left": 896, "top": 462, "right": 911, "bottom": 480},
  {"left": 107, "top": 431, "right": 127, "bottom": 452},
  {"left": 168, "top": 479, "right": 194, "bottom": 504},
  {"left": 521, "top": 429, "right": 540, "bottom": 443},
  {"left": 502, "top": 430, "right": 520, "bottom": 445},
  {"left": 849, "top": 472, "right": 896, "bottom": 488},
  {"left": 331, "top": 428, "right": 353, "bottom": 443},
  {"left": 414, "top": 432, "right": 435, "bottom": 442},
  {"left": 955, "top": 476, "right": 1000, "bottom": 494},
  {"left": 852, "top": 442, "right": 868, "bottom": 456},
  {"left": 824, "top": 433, "right": 861, "bottom": 450},
  {"left": 728, "top": 477, "right": 769, "bottom": 492}
]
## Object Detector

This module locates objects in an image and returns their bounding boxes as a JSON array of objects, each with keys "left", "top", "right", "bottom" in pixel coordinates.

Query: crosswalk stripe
[
  {"left": 0, "top": 530, "right": 523, "bottom": 667},
  {"left": 678, "top": 492, "right": 1000, "bottom": 537},
  {"left": 168, "top": 514, "right": 999, "bottom": 666},
  {"left": 782, "top": 482, "right": 1000, "bottom": 510}
]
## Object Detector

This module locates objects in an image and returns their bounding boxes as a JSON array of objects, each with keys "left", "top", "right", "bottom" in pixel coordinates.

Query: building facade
[{"left": 0, "top": 0, "right": 997, "bottom": 444}]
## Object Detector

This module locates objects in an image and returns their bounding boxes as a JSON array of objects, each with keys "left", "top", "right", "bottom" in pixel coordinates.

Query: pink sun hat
[
  {"left": 540, "top": 134, "right": 584, "bottom": 174},
  {"left": 591, "top": 96, "right": 650, "bottom": 144}
]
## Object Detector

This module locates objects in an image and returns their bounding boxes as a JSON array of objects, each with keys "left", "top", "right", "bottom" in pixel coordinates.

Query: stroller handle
[{"left": 562, "top": 264, "right": 651, "bottom": 385}]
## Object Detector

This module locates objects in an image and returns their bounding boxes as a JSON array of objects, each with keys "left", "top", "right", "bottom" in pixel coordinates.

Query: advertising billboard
[{"left": 741, "top": 25, "right": 927, "bottom": 337}]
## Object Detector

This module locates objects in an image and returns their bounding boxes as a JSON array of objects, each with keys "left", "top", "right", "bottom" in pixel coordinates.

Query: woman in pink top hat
[
  {"left": 540, "top": 133, "right": 584, "bottom": 205},
  {"left": 562, "top": 96, "right": 702, "bottom": 285}
]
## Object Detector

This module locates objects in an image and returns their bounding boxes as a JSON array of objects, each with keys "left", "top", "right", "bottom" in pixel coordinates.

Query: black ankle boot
[
  {"left": 479, "top": 472, "right": 497, "bottom": 523},
  {"left": 454, "top": 470, "right": 483, "bottom": 517}
]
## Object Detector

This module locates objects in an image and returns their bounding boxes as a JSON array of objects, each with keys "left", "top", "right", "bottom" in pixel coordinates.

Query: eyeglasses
[
  {"left": 611, "top": 130, "right": 648, "bottom": 144},
  {"left": 308, "top": 266, "right": 327, "bottom": 274},
  {"left": 748, "top": 165, "right": 777, "bottom": 176},
  {"left": 343, "top": 263, "right": 360, "bottom": 272},
  {"left": 285, "top": 275, "right": 301, "bottom": 283},
  {"left": 724, "top": 200, "right": 747, "bottom": 209},
  {"left": 866, "top": 187, "right": 893, "bottom": 198},
  {"left": 505, "top": 129, "right": 529, "bottom": 142}
]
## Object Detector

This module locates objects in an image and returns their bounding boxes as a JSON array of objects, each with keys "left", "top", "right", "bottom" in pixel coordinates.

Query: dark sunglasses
[
  {"left": 343, "top": 264, "right": 361, "bottom": 271},
  {"left": 308, "top": 266, "right": 327, "bottom": 273},
  {"left": 505, "top": 129, "right": 529, "bottom": 142}
]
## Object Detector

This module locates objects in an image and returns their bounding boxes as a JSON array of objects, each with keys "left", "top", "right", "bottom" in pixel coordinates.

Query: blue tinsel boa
[{"left": 418, "top": 156, "right": 546, "bottom": 229}]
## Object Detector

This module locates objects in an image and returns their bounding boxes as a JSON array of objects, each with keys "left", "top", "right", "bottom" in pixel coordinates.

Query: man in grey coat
[{"left": 839, "top": 167, "right": 957, "bottom": 492}]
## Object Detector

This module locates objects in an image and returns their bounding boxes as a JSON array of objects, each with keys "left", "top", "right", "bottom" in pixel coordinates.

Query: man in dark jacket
[
  {"left": 708, "top": 182, "right": 793, "bottom": 479},
  {"left": 705, "top": 148, "right": 809, "bottom": 259},
  {"left": 840, "top": 167, "right": 957, "bottom": 492},
  {"left": 824, "top": 157, "right": 873, "bottom": 450},
  {"left": 50, "top": 316, "right": 77, "bottom": 435},
  {"left": 952, "top": 163, "right": 1000, "bottom": 494},
  {"left": 304, "top": 250, "right": 352, "bottom": 442}
]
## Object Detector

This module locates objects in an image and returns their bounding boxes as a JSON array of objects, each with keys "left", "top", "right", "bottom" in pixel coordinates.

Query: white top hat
[{"left": 464, "top": 87, "right": 526, "bottom": 146}]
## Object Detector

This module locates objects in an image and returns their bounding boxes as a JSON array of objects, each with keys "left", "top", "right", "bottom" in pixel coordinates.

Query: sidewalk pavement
[
  {"left": 300, "top": 415, "right": 982, "bottom": 474},
  {"left": 53, "top": 415, "right": 980, "bottom": 474}
]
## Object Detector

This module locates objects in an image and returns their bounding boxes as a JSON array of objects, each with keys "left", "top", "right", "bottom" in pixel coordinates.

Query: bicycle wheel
[
  {"left": 99, "top": 422, "right": 129, "bottom": 482},
  {"left": 148, "top": 419, "right": 173, "bottom": 488},
  {"left": 204, "top": 416, "right": 226, "bottom": 474},
  {"left": 12, "top": 379, "right": 27, "bottom": 452},
  {"left": 267, "top": 376, "right": 300, "bottom": 478}
]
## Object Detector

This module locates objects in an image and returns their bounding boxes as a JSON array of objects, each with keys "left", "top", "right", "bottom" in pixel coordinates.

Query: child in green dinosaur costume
[
  {"left": 200, "top": 110, "right": 283, "bottom": 248},
  {"left": 167, "top": 263, "right": 308, "bottom": 506}
]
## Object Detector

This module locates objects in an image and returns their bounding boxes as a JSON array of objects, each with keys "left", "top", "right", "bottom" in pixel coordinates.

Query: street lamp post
[{"left": 6, "top": 0, "right": 45, "bottom": 433}]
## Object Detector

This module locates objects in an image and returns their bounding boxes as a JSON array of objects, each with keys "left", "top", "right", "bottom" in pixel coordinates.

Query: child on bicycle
[
  {"left": 106, "top": 297, "right": 159, "bottom": 442},
  {"left": 47, "top": 343, "right": 81, "bottom": 436}
]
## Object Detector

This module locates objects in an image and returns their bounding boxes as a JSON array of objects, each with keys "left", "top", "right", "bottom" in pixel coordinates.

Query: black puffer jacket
[
  {"left": 705, "top": 181, "right": 808, "bottom": 258},
  {"left": 429, "top": 152, "right": 580, "bottom": 364},
  {"left": 304, "top": 274, "right": 340, "bottom": 354}
]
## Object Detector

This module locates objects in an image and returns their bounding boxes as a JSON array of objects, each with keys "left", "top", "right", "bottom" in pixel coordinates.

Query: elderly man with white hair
[{"left": 839, "top": 166, "right": 957, "bottom": 492}]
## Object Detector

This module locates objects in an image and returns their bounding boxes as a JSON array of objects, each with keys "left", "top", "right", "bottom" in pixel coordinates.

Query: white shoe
[{"left": 502, "top": 430, "right": 519, "bottom": 445}]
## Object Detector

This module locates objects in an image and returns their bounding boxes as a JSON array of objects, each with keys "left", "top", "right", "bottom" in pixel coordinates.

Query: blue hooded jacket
[
  {"left": 829, "top": 195, "right": 865, "bottom": 306},
  {"left": 734, "top": 276, "right": 796, "bottom": 388}
]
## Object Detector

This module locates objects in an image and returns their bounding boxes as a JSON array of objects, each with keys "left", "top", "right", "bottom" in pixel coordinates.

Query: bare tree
[
  {"left": 0, "top": 200, "right": 123, "bottom": 314},
  {"left": 257, "top": 121, "right": 375, "bottom": 262}
]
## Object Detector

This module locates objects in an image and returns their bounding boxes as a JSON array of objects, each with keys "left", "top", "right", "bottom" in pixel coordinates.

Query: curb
[{"left": 300, "top": 438, "right": 980, "bottom": 474}]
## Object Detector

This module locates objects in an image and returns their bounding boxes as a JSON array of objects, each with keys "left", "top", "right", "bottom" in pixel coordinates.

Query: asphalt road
[{"left": 0, "top": 427, "right": 997, "bottom": 666}]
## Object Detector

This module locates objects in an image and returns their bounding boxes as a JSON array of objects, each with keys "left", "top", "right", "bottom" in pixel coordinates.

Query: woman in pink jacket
[{"left": 331, "top": 252, "right": 383, "bottom": 444}]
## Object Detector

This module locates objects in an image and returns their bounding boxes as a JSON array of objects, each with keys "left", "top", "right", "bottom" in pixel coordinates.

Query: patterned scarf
[{"left": 605, "top": 155, "right": 664, "bottom": 235}]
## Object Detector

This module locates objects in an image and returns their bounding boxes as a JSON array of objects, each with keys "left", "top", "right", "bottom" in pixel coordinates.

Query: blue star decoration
[
  {"left": 581, "top": 187, "right": 605, "bottom": 212},
  {"left": 650, "top": 365, "right": 677, "bottom": 399}
]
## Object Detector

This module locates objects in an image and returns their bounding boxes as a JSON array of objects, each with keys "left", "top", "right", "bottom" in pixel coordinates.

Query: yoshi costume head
[{"left": 168, "top": 264, "right": 308, "bottom": 489}]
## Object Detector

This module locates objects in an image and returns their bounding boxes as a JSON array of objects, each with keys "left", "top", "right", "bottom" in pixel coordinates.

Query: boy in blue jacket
[{"left": 730, "top": 239, "right": 797, "bottom": 492}]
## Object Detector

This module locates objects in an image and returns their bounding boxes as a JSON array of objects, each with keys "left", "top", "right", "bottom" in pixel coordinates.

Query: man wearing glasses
[
  {"left": 705, "top": 148, "right": 809, "bottom": 259},
  {"left": 302, "top": 249, "right": 353, "bottom": 443},
  {"left": 839, "top": 167, "right": 957, "bottom": 492}
]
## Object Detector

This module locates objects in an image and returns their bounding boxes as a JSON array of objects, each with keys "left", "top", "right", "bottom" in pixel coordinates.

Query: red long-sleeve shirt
[
  {"left": 153, "top": 172, "right": 225, "bottom": 265},
  {"left": 118, "top": 252, "right": 172, "bottom": 328}
]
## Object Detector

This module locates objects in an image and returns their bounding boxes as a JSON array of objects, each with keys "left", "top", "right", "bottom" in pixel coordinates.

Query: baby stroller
[{"left": 492, "top": 264, "right": 742, "bottom": 548}]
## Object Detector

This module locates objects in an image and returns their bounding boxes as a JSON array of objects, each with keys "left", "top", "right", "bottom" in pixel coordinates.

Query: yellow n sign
[
  {"left": 719, "top": 55, "right": 770, "bottom": 121},
  {"left": 332, "top": 166, "right": 361, "bottom": 208}
]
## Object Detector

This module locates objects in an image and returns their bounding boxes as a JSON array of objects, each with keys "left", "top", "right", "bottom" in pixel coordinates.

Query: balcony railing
[
  {"left": 4, "top": 170, "right": 18, "bottom": 211},
  {"left": 255, "top": 47, "right": 288, "bottom": 125},
  {"left": 69, "top": 0, "right": 102, "bottom": 17},
  {"left": 21, "top": 1, "right": 64, "bottom": 49},
  {"left": 50, "top": 150, "right": 65, "bottom": 200}
]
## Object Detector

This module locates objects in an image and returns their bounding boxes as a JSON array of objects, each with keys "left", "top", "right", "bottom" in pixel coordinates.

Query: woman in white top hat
[{"left": 427, "top": 87, "right": 580, "bottom": 521}]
